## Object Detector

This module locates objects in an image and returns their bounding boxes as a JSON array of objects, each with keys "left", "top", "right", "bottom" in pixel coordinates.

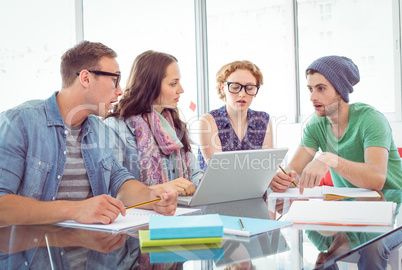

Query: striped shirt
[{"left": 56, "top": 124, "right": 93, "bottom": 201}]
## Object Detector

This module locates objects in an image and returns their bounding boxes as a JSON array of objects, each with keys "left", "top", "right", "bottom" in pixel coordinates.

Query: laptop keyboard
[{"left": 177, "top": 195, "right": 193, "bottom": 204}]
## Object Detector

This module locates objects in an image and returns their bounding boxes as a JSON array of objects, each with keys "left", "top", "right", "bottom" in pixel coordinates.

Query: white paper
[
  {"left": 268, "top": 186, "right": 381, "bottom": 199},
  {"left": 57, "top": 207, "right": 200, "bottom": 232},
  {"left": 285, "top": 201, "right": 394, "bottom": 226}
]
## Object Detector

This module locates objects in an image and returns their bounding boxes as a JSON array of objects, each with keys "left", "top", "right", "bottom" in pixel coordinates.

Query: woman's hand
[
  {"left": 164, "top": 178, "right": 196, "bottom": 196},
  {"left": 150, "top": 178, "right": 195, "bottom": 196}
]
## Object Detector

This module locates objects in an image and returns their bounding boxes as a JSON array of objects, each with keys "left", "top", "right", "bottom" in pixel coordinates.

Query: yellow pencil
[
  {"left": 279, "top": 166, "right": 298, "bottom": 188},
  {"left": 125, "top": 198, "right": 162, "bottom": 210},
  {"left": 238, "top": 218, "right": 245, "bottom": 231}
]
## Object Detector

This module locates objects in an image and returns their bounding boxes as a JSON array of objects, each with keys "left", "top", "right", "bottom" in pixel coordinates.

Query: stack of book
[
  {"left": 139, "top": 214, "right": 292, "bottom": 263},
  {"left": 139, "top": 214, "right": 224, "bottom": 248},
  {"left": 139, "top": 214, "right": 224, "bottom": 263},
  {"left": 140, "top": 242, "right": 224, "bottom": 263}
]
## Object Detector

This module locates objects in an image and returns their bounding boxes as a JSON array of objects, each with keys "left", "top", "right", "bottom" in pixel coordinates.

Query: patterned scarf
[{"left": 127, "top": 109, "right": 192, "bottom": 186}]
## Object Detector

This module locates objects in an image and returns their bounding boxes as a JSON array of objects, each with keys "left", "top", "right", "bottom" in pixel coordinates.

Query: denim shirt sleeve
[
  {"left": 84, "top": 116, "right": 134, "bottom": 198},
  {"left": 0, "top": 110, "right": 28, "bottom": 197},
  {"left": 104, "top": 117, "right": 141, "bottom": 181}
]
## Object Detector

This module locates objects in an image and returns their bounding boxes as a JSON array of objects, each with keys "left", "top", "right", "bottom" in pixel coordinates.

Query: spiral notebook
[{"left": 56, "top": 207, "right": 200, "bottom": 232}]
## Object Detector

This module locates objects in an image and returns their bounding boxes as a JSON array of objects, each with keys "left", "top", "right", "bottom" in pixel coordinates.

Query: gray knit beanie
[{"left": 306, "top": 56, "right": 360, "bottom": 102}]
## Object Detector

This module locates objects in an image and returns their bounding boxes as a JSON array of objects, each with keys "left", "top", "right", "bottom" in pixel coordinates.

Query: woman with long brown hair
[{"left": 105, "top": 50, "right": 202, "bottom": 196}]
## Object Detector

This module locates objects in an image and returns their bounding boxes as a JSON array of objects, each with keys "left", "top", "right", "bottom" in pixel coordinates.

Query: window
[
  {"left": 206, "top": 0, "right": 296, "bottom": 126},
  {"left": 0, "top": 0, "right": 74, "bottom": 113},
  {"left": 1, "top": 0, "right": 400, "bottom": 129},
  {"left": 319, "top": 3, "right": 332, "bottom": 22},
  {"left": 361, "top": 56, "right": 376, "bottom": 77},
  {"left": 319, "top": 31, "right": 332, "bottom": 43},
  {"left": 297, "top": 0, "right": 398, "bottom": 118},
  {"left": 83, "top": 0, "right": 198, "bottom": 126}
]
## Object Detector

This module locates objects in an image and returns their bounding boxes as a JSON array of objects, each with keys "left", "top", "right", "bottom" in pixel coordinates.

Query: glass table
[{"left": 0, "top": 189, "right": 401, "bottom": 269}]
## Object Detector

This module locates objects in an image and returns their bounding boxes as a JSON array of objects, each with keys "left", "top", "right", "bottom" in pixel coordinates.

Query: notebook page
[
  {"left": 268, "top": 186, "right": 381, "bottom": 199},
  {"left": 322, "top": 186, "right": 381, "bottom": 198},
  {"left": 57, "top": 207, "right": 200, "bottom": 232},
  {"left": 285, "top": 201, "right": 394, "bottom": 226},
  {"left": 268, "top": 186, "right": 323, "bottom": 198}
]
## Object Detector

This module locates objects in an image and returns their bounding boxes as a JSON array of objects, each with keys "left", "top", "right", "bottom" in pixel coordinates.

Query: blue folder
[{"left": 220, "top": 215, "right": 291, "bottom": 237}]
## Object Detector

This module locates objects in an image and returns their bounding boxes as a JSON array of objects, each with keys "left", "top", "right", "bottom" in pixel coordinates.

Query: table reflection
[
  {"left": 287, "top": 189, "right": 401, "bottom": 270},
  {"left": 0, "top": 191, "right": 401, "bottom": 269},
  {"left": 0, "top": 225, "right": 141, "bottom": 269}
]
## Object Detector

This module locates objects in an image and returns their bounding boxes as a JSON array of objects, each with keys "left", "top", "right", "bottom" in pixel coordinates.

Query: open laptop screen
[{"left": 178, "top": 148, "right": 288, "bottom": 206}]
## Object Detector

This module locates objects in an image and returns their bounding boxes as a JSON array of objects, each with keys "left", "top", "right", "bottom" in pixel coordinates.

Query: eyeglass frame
[
  {"left": 224, "top": 82, "right": 260, "bottom": 96},
  {"left": 76, "top": 69, "right": 121, "bottom": 88}
]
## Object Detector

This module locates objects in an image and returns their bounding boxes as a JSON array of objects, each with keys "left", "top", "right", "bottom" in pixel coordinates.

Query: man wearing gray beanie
[
  {"left": 306, "top": 55, "right": 360, "bottom": 103},
  {"left": 270, "top": 55, "right": 402, "bottom": 269},
  {"left": 271, "top": 54, "right": 402, "bottom": 190}
]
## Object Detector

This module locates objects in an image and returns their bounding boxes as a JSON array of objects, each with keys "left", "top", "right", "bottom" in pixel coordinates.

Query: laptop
[{"left": 178, "top": 148, "right": 288, "bottom": 206}]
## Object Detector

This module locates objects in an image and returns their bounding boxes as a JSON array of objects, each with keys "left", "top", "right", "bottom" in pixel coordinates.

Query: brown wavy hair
[
  {"left": 216, "top": 60, "right": 264, "bottom": 101},
  {"left": 107, "top": 50, "right": 191, "bottom": 152}
]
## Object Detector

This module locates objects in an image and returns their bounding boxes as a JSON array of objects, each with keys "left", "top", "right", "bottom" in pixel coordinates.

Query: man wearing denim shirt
[{"left": 0, "top": 41, "right": 178, "bottom": 226}]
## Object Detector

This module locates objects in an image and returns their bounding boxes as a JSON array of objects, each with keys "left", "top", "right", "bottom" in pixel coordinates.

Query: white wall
[{"left": 391, "top": 122, "right": 402, "bottom": 147}]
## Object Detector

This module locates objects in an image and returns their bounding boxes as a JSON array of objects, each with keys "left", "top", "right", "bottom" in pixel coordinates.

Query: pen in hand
[
  {"left": 125, "top": 198, "right": 162, "bottom": 210},
  {"left": 238, "top": 218, "right": 245, "bottom": 231},
  {"left": 279, "top": 166, "right": 298, "bottom": 188}
]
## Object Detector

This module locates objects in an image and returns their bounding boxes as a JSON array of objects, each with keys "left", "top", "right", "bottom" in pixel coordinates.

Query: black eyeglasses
[
  {"left": 224, "top": 82, "right": 259, "bottom": 96},
  {"left": 76, "top": 70, "right": 121, "bottom": 88}
]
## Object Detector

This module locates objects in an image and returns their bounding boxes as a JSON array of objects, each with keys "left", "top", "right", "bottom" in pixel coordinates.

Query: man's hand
[
  {"left": 71, "top": 194, "right": 126, "bottom": 225},
  {"left": 270, "top": 170, "right": 297, "bottom": 193},
  {"left": 298, "top": 158, "right": 330, "bottom": 194},
  {"left": 150, "top": 187, "right": 178, "bottom": 216}
]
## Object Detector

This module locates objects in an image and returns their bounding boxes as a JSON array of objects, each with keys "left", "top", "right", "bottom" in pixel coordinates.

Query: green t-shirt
[{"left": 301, "top": 102, "right": 402, "bottom": 190}]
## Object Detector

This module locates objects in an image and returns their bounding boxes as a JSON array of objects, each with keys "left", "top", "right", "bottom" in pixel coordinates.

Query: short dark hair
[{"left": 60, "top": 41, "right": 117, "bottom": 88}]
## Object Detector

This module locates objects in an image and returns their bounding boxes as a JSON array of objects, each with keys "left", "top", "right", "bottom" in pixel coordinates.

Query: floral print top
[{"left": 198, "top": 105, "right": 270, "bottom": 170}]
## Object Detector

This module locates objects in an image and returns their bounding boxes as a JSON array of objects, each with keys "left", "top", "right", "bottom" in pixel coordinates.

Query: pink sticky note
[{"left": 189, "top": 101, "right": 196, "bottom": 112}]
